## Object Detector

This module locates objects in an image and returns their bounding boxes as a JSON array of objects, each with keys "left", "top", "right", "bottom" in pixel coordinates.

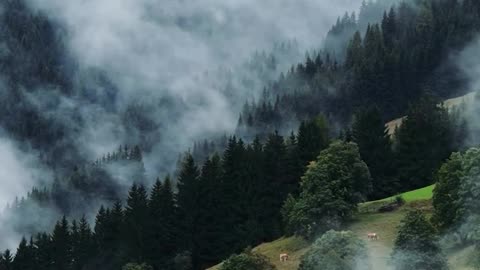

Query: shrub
[
  {"left": 299, "top": 230, "right": 370, "bottom": 270},
  {"left": 220, "top": 249, "right": 276, "bottom": 270}
]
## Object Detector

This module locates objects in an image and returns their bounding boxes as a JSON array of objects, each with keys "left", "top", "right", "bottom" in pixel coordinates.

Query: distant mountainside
[{"left": 385, "top": 92, "right": 477, "bottom": 136}]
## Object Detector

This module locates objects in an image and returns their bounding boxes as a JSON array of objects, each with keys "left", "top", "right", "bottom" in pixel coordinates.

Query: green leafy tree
[
  {"left": 391, "top": 210, "right": 448, "bottom": 270},
  {"left": 282, "top": 141, "right": 371, "bottom": 238},
  {"left": 457, "top": 148, "right": 480, "bottom": 244},
  {"left": 220, "top": 249, "right": 276, "bottom": 270},
  {"left": 432, "top": 152, "right": 464, "bottom": 231},
  {"left": 299, "top": 230, "right": 370, "bottom": 270}
]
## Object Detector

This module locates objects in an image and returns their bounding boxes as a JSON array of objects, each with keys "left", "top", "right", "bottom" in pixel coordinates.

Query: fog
[
  {"left": 0, "top": 0, "right": 368, "bottom": 251},
  {"left": 24, "top": 0, "right": 363, "bottom": 177}
]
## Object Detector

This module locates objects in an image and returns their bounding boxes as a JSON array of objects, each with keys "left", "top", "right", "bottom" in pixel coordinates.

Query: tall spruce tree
[
  {"left": 395, "top": 96, "right": 454, "bottom": 190},
  {"left": 147, "top": 176, "right": 177, "bottom": 269},
  {"left": 51, "top": 216, "right": 71, "bottom": 270},
  {"left": 176, "top": 153, "right": 201, "bottom": 269},
  {"left": 352, "top": 106, "right": 397, "bottom": 199},
  {"left": 124, "top": 184, "right": 149, "bottom": 262}
]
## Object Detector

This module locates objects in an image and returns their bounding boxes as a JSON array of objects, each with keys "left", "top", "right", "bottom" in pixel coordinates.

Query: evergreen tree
[
  {"left": 263, "top": 131, "right": 288, "bottom": 238},
  {"left": 0, "top": 250, "right": 13, "bottom": 270},
  {"left": 395, "top": 96, "right": 454, "bottom": 190},
  {"left": 196, "top": 154, "right": 230, "bottom": 268},
  {"left": 297, "top": 116, "right": 330, "bottom": 166},
  {"left": 72, "top": 216, "right": 94, "bottom": 270},
  {"left": 176, "top": 153, "right": 201, "bottom": 269},
  {"left": 124, "top": 184, "right": 149, "bottom": 262},
  {"left": 147, "top": 176, "right": 177, "bottom": 269},
  {"left": 352, "top": 106, "right": 397, "bottom": 199},
  {"left": 51, "top": 216, "right": 71, "bottom": 270},
  {"left": 34, "top": 233, "right": 52, "bottom": 270},
  {"left": 12, "top": 237, "right": 35, "bottom": 270}
]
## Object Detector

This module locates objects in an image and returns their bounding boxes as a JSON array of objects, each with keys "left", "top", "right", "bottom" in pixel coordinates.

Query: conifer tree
[
  {"left": 51, "top": 216, "right": 71, "bottom": 270},
  {"left": 352, "top": 106, "right": 396, "bottom": 199},
  {"left": 124, "top": 184, "right": 149, "bottom": 262},
  {"left": 176, "top": 153, "right": 201, "bottom": 269}
]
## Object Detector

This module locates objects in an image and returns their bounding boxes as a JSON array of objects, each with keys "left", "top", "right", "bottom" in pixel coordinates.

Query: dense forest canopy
[{"left": 1, "top": 0, "right": 480, "bottom": 269}]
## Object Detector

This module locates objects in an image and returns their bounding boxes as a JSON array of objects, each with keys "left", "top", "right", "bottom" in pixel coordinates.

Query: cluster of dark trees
[
  {"left": 3, "top": 0, "right": 480, "bottom": 269},
  {"left": 1, "top": 93, "right": 468, "bottom": 269},
  {"left": 1, "top": 144, "right": 146, "bottom": 243},
  {"left": 237, "top": 0, "right": 479, "bottom": 138},
  {"left": 0, "top": 118, "right": 330, "bottom": 270}
]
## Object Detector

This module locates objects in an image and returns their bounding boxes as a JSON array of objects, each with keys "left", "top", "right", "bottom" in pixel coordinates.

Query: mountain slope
[{"left": 207, "top": 185, "right": 476, "bottom": 270}]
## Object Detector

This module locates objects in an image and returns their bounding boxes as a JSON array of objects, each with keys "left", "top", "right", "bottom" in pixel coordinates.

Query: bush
[
  {"left": 299, "top": 230, "right": 370, "bottom": 270},
  {"left": 391, "top": 210, "right": 448, "bottom": 270},
  {"left": 394, "top": 195, "right": 405, "bottom": 206},
  {"left": 220, "top": 249, "right": 276, "bottom": 270}
]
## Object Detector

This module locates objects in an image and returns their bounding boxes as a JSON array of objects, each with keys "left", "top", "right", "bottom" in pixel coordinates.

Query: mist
[
  {"left": 0, "top": 0, "right": 368, "bottom": 251},
  {"left": 22, "top": 0, "right": 363, "bottom": 177}
]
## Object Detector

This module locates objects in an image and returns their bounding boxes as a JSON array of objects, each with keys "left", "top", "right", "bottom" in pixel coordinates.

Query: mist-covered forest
[{"left": 2, "top": 0, "right": 480, "bottom": 269}]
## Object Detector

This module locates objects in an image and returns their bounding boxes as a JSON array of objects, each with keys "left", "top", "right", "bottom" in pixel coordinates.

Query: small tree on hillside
[
  {"left": 299, "top": 230, "right": 370, "bottom": 270},
  {"left": 220, "top": 249, "right": 276, "bottom": 270},
  {"left": 391, "top": 210, "right": 448, "bottom": 270},
  {"left": 432, "top": 152, "right": 464, "bottom": 231},
  {"left": 282, "top": 141, "right": 371, "bottom": 238},
  {"left": 457, "top": 147, "right": 480, "bottom": 244}
]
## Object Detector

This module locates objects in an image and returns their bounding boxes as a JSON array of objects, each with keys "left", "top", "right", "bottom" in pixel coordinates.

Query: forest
[{"left": 1, "top": 0, "right": 480, "bottom": 269}]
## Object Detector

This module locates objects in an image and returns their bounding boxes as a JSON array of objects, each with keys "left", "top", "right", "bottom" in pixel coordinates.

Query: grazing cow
[
  {"left": 280, "top": 253, "right": 289, "bottom": 262},
  {"left": 367, "top": 233, "right": 378, "bottom": 241}
]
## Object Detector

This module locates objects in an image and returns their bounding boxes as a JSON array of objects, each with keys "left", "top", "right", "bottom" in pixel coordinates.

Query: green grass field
[{"left": 365, "top": 184, "right": 435, "bottom": 204}]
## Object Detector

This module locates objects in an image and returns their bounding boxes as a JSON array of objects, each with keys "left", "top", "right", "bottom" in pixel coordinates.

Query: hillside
[{"left": 207, "top": 185, "right": 476, "bottom": 270}]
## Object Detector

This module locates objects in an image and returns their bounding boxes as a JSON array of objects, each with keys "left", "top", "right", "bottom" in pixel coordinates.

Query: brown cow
[
  {"left": 367, "top": 233, "right": 378, "bottom": 241},
  {"left": 279, "top": 253, "right": 289, "bottom": 262}
]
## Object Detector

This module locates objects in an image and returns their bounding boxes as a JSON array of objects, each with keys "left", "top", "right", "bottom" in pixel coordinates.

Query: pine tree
[
  {"left": 51, "top": 216, "right": 71, "bottom": 270},
  {"left": 395, "top": 96, "right": 454, "bottom": 190},
  {"left": 34, "top": 233, "right": 52, "bottom": 270},
  {"left": 176, "top": 153, "right": 201, "bottom": 269},
  {"left": 72, "top": 216, "right": 94, "bottom": 270},
  {"left": 0, "top": 250, "right": 13, "bottom": 270},
  {"left": 263, "top": 131, "right": 288, "bottom": 238},
  {"left": 147, "top": 176, "right": 177, "bottom": 269},
  {"left": 352, "top": 106, "right": 397, "bottom": 199},
  {"left": 196, "top": 154, "right": 230, "bottom": 268},
  {"left": 297, "top": 116, "right": 329, "bottom": 166},
  {"left": 12, "top": 237, "right": 35, "bottom": 270},
  {"left": 124, "top": 184, "right": 149, "bottom": 262}
]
